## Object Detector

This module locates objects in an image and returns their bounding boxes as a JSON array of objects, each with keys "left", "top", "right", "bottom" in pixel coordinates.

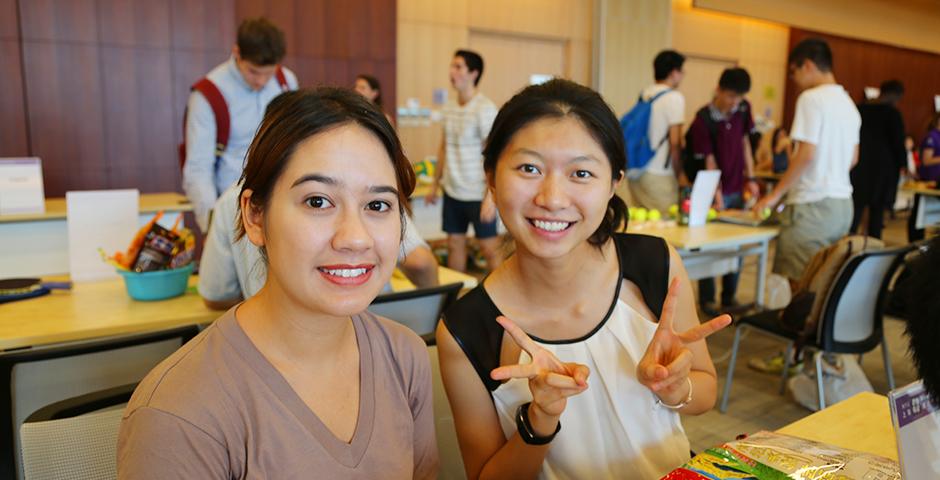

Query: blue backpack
[{"left": 620, "top": 89, "right": 671, "bottom": 179}]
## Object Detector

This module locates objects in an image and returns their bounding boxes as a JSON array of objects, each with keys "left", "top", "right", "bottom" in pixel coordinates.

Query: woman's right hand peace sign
[{"left": 490, "top": 316, "right": 590, "bottom": 434}]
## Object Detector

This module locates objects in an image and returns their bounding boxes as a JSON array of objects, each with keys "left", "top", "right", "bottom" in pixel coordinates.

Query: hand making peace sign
[
  {"left": 637, "top": 277, "right": 732, "bottom": 405},
  {"left": 490, "top": 316, "right": 590, "bottom": 429}
]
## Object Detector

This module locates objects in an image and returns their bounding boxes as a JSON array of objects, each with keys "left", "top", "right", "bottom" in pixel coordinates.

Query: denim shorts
[{"left": 441, "top": 193, "right": 498, "bottom": 238}]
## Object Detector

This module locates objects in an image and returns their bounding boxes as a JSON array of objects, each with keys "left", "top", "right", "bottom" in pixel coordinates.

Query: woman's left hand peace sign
[{"left": 637, "top": 278, "right": 731, "bottom": 403}]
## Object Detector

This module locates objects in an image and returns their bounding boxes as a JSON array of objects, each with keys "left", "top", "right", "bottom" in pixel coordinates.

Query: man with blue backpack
[{"left": 621, "top": 50, "right": 687, "bottom": 214}]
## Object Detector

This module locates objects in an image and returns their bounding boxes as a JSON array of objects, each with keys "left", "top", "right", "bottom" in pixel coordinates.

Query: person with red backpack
[{"left": 181, "top": 17, "right": 298, "bottom": 232}]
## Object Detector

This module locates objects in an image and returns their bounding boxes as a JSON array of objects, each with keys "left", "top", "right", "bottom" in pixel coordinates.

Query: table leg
[{"left": 755, "top": 239, "right": 768, "bottom": 307}]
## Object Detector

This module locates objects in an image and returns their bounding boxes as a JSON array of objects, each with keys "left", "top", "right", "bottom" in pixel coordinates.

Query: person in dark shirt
[
  {"left": 850, "top": 80, "right": 906, "bottom": 239},
  {"left": 686, "top": 68, "right": 758, "bottom": 314}
]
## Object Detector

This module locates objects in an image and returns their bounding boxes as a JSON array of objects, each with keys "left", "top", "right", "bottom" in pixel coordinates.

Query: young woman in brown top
[{"left": 118, "top": 88, "right": 438, "bottom": 479}]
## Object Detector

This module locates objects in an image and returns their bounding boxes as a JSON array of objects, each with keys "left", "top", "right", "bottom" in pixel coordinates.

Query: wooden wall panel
[
  {"left": 9, "top": 0, "right": 396, "bottom": 196},
  {"left": 0, "top": 0, "right": 18, "bottom": 39},
  {"left": 97, "top": 0, "right": 172, "bottom": 48},
  {"left": 19, "top": 0, "right": 99, "bottom": 43},
  {"left": 784, "top": 28, "right": 940, "bottom": 144},
  {"left": 21, "top": 42, "right": 107, "bottom": 194},
  {"left": 100, "top": 47, "right": 177, "bottom": 190},
  {"left": 0, "top": 40, "right": 29, "bottom": 157},
  {"left": 169, "top": 0, "right": 236, "bottom": 51}
]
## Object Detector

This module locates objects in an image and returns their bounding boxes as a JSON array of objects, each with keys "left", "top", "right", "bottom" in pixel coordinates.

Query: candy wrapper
[
  {"left": 102, "top": 212, "right": 195, "bottom": 272},
  {"left": 661, "top": 431, "right": 899, "bottom": 480}
]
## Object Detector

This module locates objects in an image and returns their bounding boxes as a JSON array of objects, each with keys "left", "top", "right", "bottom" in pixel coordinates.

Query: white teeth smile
[
  {"left": 321, "top": 268, "right": 368, "bottom": 278},
  {"left": 532, "top": 219, "right": 571, "bottom": 232}
]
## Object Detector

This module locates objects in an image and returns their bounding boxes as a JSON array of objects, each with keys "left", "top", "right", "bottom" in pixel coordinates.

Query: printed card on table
[
  {"left": 67, "top": 190, "right": 140, "bottom": 282},
  {"left": 0, "top": 157, "right": 45, "bottom": 216}
]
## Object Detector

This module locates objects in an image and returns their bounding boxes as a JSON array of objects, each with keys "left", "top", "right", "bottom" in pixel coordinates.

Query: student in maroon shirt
[{"left": 687, "top": 68, "right": 759, "bottom": 314}]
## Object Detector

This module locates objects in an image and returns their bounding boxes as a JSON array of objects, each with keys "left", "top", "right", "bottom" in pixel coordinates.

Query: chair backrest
[
  {"left": 817, "top": 245, "right": 913, "bottom": 353},
  {"left": 369, "top": 282, "right": 463, "bottom": 343},
  {"left": 0, "top": 325, "right": 200, "bottom": 480},
  {"left": 19, "top": 383, "right": 136, "bottom": 480}
]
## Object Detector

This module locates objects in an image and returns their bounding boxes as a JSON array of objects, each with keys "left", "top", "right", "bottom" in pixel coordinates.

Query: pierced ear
[{"left": 240, "top": 189, "right": 266, "bottom": 248}]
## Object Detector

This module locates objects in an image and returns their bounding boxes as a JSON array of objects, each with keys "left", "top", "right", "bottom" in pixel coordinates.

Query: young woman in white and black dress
[{"left": 437, "top": 79, "right": 731, "bottom": 480}]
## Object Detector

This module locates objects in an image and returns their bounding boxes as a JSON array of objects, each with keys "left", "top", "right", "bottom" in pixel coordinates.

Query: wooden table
[
  {"left": 903, "top": 183, "right": 940, "bottom": 230},
  {"left": 777, "top": 391, "right": 896, "bottom": 460},
  {"left": 0, "top": 266, "right": 476, "bottom": 352},
  {"left": 0, "top": 276, "right": 214, "bottom": 352},
  {"left": 627, "top": 222, "right": 779, "bottom": 306},
  {"left": 0, "top": 192, "right": 192, "bottom": 277},
  {"left": 754, "top": 169, "right": 783, "bottom": 182}
]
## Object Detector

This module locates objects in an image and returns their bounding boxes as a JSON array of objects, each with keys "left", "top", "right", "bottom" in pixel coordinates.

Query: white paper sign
[
  {"left": 0, "top": 157, "right": 46, "bottom": 216},
  {"left": 67, "top": 190, "right": 140, "bottom": 282},
  {"left": 688, "top": 170, "right": 721, "bottom": 227},
  {"left": 890, "top": 380, "right": 940, "bottom": 479}
]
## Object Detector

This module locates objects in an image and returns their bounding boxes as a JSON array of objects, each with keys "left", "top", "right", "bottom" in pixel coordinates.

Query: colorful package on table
[{"left": 660, "top": 431, "right": 900, "bottom": 480}]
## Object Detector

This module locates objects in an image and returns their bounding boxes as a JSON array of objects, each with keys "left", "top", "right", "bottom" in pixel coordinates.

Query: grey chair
[
  {"left": 0, "top": 325, "right": 199, "bottom": 480},
  {"left": 369, "top": 282, "right": 463, "bottom": 344},
  {"left": 720, "top": 245, "right": 913, "bottom": 413},
  {"left": 19, "top": 383, "right": 136, "bottom": 480}
]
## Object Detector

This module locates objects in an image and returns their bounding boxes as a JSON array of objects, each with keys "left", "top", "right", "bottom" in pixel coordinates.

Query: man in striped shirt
[{"left": 426, "top": 50, "right": 502, "bottom": 272}]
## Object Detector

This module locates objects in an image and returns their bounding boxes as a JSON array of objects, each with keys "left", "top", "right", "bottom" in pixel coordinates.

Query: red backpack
[{"left": 178, "top": 66, "right": 289, "bottom": 170}]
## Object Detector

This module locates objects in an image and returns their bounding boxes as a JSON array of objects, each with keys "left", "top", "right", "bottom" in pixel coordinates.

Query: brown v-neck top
[{"left": 117, "top": 308, "right": 438, "bottom": 479}]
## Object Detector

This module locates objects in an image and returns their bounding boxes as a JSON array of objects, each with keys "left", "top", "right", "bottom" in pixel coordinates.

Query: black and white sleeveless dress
[{"left": 442, "top": 233, "right": 691, "bottom": 480}]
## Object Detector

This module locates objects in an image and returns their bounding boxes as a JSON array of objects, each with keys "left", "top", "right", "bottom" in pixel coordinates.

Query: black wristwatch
[{"left": 515, "top": 402, "right": 561, "bottom": 445}]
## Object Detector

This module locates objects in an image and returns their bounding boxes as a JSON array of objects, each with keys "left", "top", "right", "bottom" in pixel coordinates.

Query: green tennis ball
[
  {"left": 761, "top": 207, "right": 772, "bottom": 220},
  {"left": 634, "top": 207, "right": 648, "bottom": 222},
  {"left": 648, "top": 209, "right": 662, "bottom": 221}
]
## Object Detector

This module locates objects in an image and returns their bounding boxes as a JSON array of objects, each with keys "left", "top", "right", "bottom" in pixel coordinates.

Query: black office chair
[
  {"left": 19, "top": 383, "right": 137, "bottom": 480},
  {"left": 0, "top": 325, "right": 199, "bottom": 480},
  {"left": 720, "top": 245, "right": 913, "bottom": 413},
  {"left": 369, "top": 282, "right": 463, "bottom": 345}
]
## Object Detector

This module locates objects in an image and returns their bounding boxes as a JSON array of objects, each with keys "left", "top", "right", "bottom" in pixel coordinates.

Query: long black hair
[{"left": 482, "top": 79, "right": 627, "bottom": 247}]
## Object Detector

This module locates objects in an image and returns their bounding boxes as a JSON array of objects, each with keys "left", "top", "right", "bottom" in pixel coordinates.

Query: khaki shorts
[
  {"left": 626, "top": 172, "right": 678, "bottom": 213},
  {"left": 774, "top": 197, "right": 853, "bottom": 280}
]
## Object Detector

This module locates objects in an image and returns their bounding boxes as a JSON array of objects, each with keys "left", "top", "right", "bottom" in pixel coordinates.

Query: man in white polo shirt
[
  {"left": 754, "top": 38, "right": 860, "bottom": 284},
  {"left": 426, "top": 49, "right": 501, "bottom": 272}
]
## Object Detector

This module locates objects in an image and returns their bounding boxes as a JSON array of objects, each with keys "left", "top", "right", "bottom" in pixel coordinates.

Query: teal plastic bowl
[{"left": 117, "top": 264, "right": 194, "bottom": 301}]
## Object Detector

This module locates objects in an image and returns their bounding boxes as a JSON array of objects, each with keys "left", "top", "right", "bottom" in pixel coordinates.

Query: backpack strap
[
  {"left": 614, "top": 233, "right": 670, "bottom": 320},
  {"left": 648, "top": 89, "right": 673, "bottom": 163},
  {"left": 191, "top": 78, "right": 230, "bottom": 159},
  {"left": 178, "top": 78, "right": 229, "bottom": 171},
  {"left": 274, "top": 65, "right": 290, "bottom": 91}
]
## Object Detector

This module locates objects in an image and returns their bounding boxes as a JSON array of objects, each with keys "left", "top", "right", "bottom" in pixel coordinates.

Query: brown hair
[
  {"left": 236, "top": 17, "right": 286, "bottom": 65},
  {"left": 235, "top": 88, "right": 415, "bottom": 250},
  {"left": 356, "top": 74, "right": 382, "bottom": 107}
]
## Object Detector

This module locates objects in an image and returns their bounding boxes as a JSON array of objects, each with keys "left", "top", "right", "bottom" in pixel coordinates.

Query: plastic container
[{"left": 117, "top": 263, "right": 194, "bottom": 301}]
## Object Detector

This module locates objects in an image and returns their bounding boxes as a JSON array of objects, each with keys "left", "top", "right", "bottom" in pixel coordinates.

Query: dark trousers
[
  {"left": 850, "top": 180, "right": 890, "bottom": 239},
  {"left": 699, "top": 192, "right": 742, "bottom": 305}
]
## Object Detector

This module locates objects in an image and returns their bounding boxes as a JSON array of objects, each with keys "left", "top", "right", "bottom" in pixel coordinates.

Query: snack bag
[
  {"left": 132, "top": 223, "right": 180, "bottom": 272},
  {"left": 168, "top": 228, "right": 195, "bottom": 269}
]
